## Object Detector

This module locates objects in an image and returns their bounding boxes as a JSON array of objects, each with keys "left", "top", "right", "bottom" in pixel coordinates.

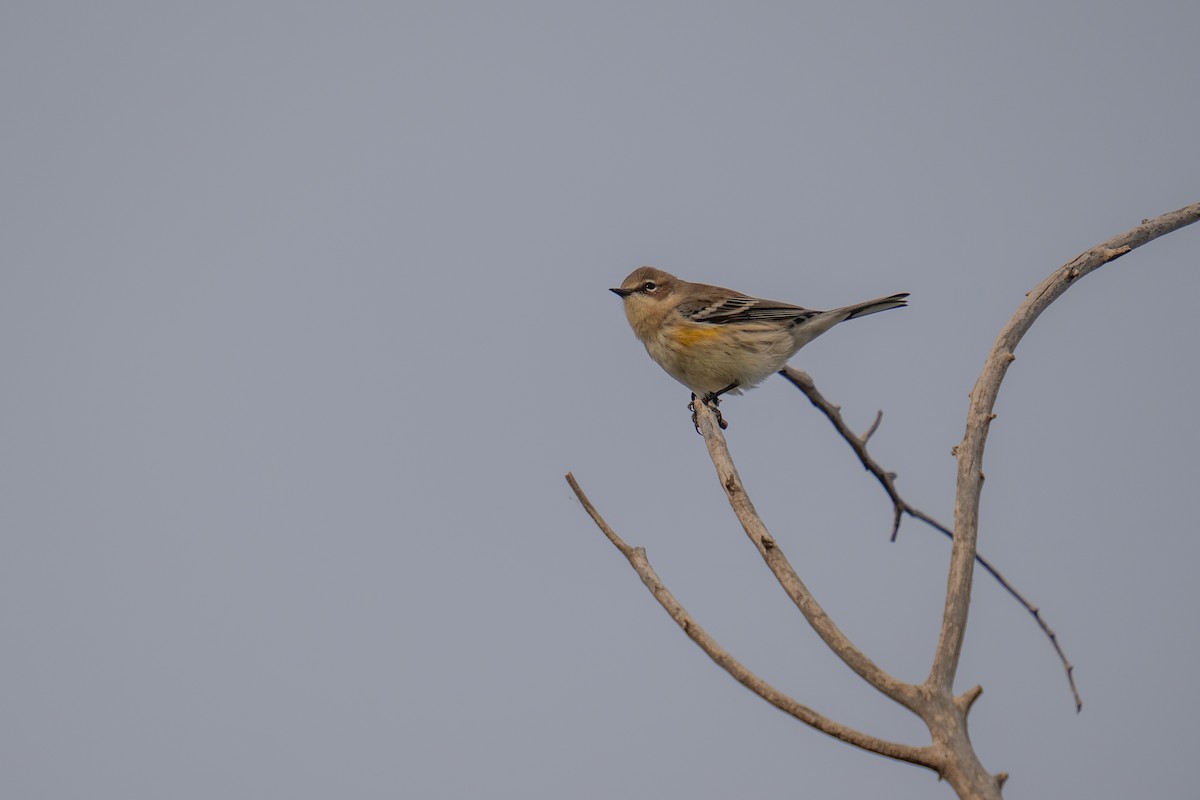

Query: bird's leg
[{"left": 711, "top": 382, "right": 739, "bottom": 400}]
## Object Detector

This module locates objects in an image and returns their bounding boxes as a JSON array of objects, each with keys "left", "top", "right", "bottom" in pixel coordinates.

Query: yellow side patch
[{"left": 674, "top": 325, "right": 723, "bottom": 347}]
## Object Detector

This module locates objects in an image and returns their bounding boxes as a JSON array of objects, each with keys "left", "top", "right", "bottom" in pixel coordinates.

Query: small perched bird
[{"left": 611, "top": 266, "right": 908, "bottom": 429}]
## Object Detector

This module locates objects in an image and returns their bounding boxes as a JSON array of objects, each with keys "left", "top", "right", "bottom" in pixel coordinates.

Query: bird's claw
[{"left": 688, "top": 393, "right": 729, "bottom": 433}]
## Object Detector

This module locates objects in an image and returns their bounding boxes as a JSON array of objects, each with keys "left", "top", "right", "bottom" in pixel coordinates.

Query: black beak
[{"left": 610, "top": 287, "right": 633, "bottom": 297}]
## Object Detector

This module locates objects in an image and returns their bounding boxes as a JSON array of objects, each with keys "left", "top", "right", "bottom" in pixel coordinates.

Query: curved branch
[
  {"left": 779, "top": 365, "right": 1082, "bottom": 711},
  {"left": 931, "top": 201, "right": 1200, "bottom": 694},
  {"left": 565, "top": 472, "right": 938, "bottom": 771},
  {"left": 691, "top": 403, "right": 922, "bottom": 712}
]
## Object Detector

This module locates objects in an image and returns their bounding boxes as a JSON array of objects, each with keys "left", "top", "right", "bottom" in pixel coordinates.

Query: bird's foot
[{"left": 689, "top": 392, "right": 729, "bottom": 433}]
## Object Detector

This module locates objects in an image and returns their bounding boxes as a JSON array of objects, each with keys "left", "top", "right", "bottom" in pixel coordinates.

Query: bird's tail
[{"left": 841, "top": 292, "right": 909, "bottom": 320}]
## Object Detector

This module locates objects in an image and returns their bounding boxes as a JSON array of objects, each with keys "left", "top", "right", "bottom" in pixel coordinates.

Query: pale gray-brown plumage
[{"left": 611, "top": 266, "right": 908, "bottom": 398}]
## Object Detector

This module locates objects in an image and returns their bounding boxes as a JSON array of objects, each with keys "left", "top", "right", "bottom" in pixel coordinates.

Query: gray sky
[{"left": 3, "top": 2, "right": 1198, "bottom": 798}]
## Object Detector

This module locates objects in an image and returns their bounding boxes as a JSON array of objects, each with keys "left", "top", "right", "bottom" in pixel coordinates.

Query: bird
[{"left": 610, "top": 266, "right": 908, "bottom": 429}]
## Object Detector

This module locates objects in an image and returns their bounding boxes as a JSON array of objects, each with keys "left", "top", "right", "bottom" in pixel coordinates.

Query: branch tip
[
  {"left": 862, "top": 410, "right": 884, "bottom": 443},
  {"left": 955, "top": 684, "right": 984, "bottom": 714}
]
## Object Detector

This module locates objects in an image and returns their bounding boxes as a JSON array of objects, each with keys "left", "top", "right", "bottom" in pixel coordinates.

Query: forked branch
[
  {"left": 778, "top": 365, "right": 1082, "bottom": 711},
  {"left": 565, "top": 472, "right": 936, "bottom": 770},
  {"left": 689, "top": 401, "right": 920, "bottom": 710}
]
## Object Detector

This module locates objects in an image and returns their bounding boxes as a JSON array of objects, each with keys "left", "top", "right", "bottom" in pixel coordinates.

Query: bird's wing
[{"left": 678, "top": 293, "right": 820, "bottom": 325}]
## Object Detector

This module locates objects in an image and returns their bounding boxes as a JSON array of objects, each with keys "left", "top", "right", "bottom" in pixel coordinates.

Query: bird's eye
[{"left": 642, "top": 281, "right": 657, "bottom": 292}]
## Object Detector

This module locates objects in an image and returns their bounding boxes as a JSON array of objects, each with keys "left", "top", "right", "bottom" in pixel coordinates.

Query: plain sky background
[{"left": 3, "top": 2, "right": 1198, "bottom": 798}]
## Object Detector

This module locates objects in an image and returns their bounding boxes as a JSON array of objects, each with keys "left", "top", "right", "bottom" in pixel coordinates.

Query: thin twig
[
  {"left": 972, "top": 553, "right": 1078, "bottom": 711},
  {"left": 862, "top": 410, "right": 884, "bottom": 444},
  {"left": 779, "top": 366, "right": 939, "bottom": 543},
  {"left": 778, "top": 365, "right": 1082, "bottom": 710},
  {"left": 565, "top": 472, "right": 938, "bottom": 771}
]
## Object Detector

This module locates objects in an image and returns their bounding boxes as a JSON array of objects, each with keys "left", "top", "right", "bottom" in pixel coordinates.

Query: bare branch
[
  {"left": 931, "top": 201, "right": 1200, "bottom": 696},
  {"left": 779, "top": 366, "right": 947, "bottom": 543},
  {"left": 779, "top": 365, "right": 1082, "bottom": 710},
  {"left": 971, "top": 552, "right": 1080, "bottom": 712},
  {"left": 565, "top": 472, "right": 938, "bottom": 771},
  {"left": 691, "top": 403, "right": 922, "bottom": 712}
]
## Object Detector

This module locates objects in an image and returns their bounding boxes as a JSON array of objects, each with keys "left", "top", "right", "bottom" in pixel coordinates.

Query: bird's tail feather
[{"left": 842, "top": 292, "right": 909, "bottom": 320}]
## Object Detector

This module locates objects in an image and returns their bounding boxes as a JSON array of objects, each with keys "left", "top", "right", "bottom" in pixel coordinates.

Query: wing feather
[{"left": 678, "top": 294, "right": 819, "bottom": 325}]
